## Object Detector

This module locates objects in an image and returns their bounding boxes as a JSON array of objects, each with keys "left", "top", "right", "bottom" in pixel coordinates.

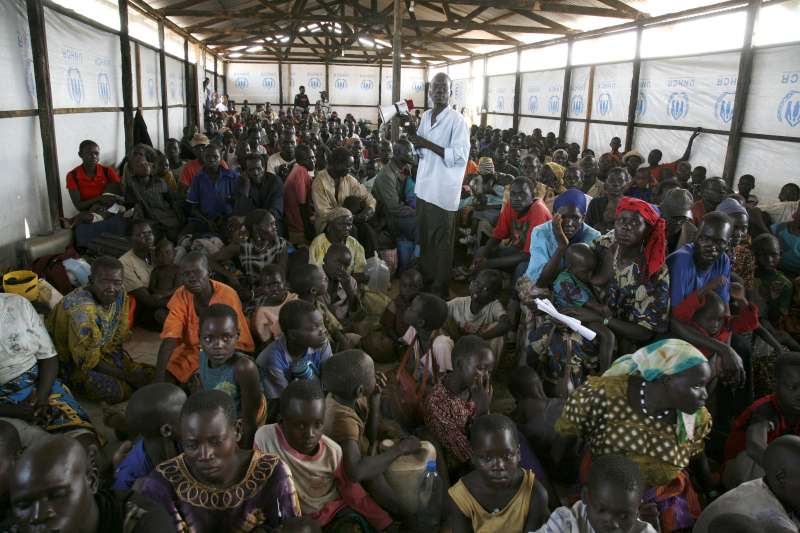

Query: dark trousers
[{"left": 417, "top": 197, "right": 455, "bottom": 298}]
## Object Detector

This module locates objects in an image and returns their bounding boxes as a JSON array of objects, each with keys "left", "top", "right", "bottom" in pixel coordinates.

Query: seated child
[
  {"left": 113, "top": 382, "right": 187, "bottom": 491},
  {"left": 448, "top": 414, "right": 549, "bottom": 532},
  {"left": 534, "top": 454, "right": 657, "bottom": 532},
  {"left": 322, "top": 243, "right": 363, "bottom": 325},
  {"left": 139, "top": 390, "right": 301, "bottom": 531},
  {"left": 626, "top": 167, "right": 653, "bottom": 202},
  {"left": 509, "top": 366, "right": 565, "bottom": 473},
  {"left": 254, "top": 379, "right": 395, "bottom": 532},
  {"left": 250, "top": 265, "right": 298, "bottom": 345},
  {"left": 446, "top": 269, "right": 510, "bottom": 359},
  {"left": 723, "top": 351, "right": 800, "bottom": 489},
  {"left": 382, "top": 292, "right": 454, "bottom": 429},
  {"left": 364, "top": 269, "right": 424, "bottom": 363},
  {"left": 256, "top": 299, "right": 332, "bottom": 420},
  {"left": 528, "top": 243, "right": 615, "bottom": 390},
  {"left": 149, "top": 238, "right": 181, "bottom": 300},
  {"left": 290, "top": 263, "right": 354, "bottom": 351},
  {"left": 751, "top": 234, "right": 800, "bottom": 351},
  {"left": 0, "top": 421, "right": 21, "bottom": 529},
  {"left": 192, "top": 304, "right": 266, "bottom": 447},
  {"left": 423, "top": 335, "right": 495, "bottom": 470},
  {"left": 321, "top": 350, "right": 422, "bottom": 515}
]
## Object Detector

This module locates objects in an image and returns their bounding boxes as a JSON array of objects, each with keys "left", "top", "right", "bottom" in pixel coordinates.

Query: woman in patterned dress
[{"left": 555, "top": 339, "right": 714, "bottom": 533}]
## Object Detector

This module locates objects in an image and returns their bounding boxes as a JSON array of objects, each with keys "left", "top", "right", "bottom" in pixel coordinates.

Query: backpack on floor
[{"left": 31, "top": 247, "right": 81, "bottom": 295}]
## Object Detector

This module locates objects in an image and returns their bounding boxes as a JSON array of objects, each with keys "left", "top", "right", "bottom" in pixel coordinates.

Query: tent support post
[
  {"left": 722, "top": 0, "right": 760, "bottom": 186},
  {"left": 278, "top": 60, "right": 284, "bottom": 109},
  {"left": 185, "top": 40, "right": 196, "bottom": 130},
  {"left": 624, "top": 27, "right": 642, "bottom": 152},
  {"left": 391, "top": 0, "right": 402, "bottom": 140},
  {"left": 583, "top": 65, "right": 595, "bottom": 151},
  {"left": 158, "top": 19, "right": 169, "bottom": 144},
  {"left": 134, "top": 43, "right": 142, "bottom": 110},
  {"left": 481, "top": 60, "right": 488, "bottom": 128},
  {"left": 214, "top": 57, "right": 218, "bottom": 93},
  {"left": 119, "top": 0, "right": 134, "bottom": 153},
  {"left": 558, "top": 39, "right": 573, "bottom": 143},
  {"left": 513, "top": 52, "right": 521, "bottom": 132},
  {"left": 25, "top": 0, "right": 62, "bottom": 230}
]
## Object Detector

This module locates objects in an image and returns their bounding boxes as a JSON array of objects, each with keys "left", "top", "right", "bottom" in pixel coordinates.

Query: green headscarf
[{"left": 604, "top": 339, "right": 708, "bottom": 442}]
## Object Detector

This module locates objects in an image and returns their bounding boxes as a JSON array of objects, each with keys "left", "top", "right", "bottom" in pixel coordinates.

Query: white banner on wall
[
  {"left": 45, "top": 7, "right": 123, "bottom": 109},
  {"left": 587, "top": 122, "right": 626, "bottom": 156},
  {"left": 592, "top": 62, "right": 633, "bottom": 123},
  {"left": 226, "top": 62, "right": 280, "bottom": 104},
  {"left": 288, "top": 63, "right": 326, "bottom": 106},
  {"left": 487, "top": 75, "right": 515, "bottom": 114},
  {"left": 329, "top": 65, "right": 379, "bottom": 107},
  {"left": 519, "top": 116, "right": 561, "bottom": 135},
  {"left": 633, "top": 126, "right": 728, "bottom": 178},
  {"left": 736, "top": 137, "right": 799, "bottom": 203},
  {"left": 140, "top": 46, "right": 161, "bottom": 108},
  {"left": 565, "top": 120, "right": 585, "bottom": 147},
  {"left": 165, "top": 56, "right": 185, "bottom": 106},
  {"left": 487, "top": 113, "right": 513, "bottom": 130},
  {"left": 0, "top": 0, "right": 37, "bottom": 111},
  {"left": 0, "top": 116, "right": 48, "bottom": 247},
  {"left": 449, "top": 78, "right": 471, "bottom": 111},
  {"left": 520, "top": 69, "right": 564, "bottom": 118},
  {"left": 637, "top": 51, "right": 740, "bottom": 129},
  {"left": 380, "top": 68, "right": 426, "bottom": 108},
  {"left": 568, "top": 66, "right": 589, "bottom": 119},
  {"left": 744, "top": 44, "right": 800, "bottom": 138}
]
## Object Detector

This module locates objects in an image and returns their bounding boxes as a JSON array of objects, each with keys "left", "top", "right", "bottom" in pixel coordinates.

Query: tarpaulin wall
[
  {"left": 444, "top": 3, "right": 800, "bottom": 202},
  {"left": 0, "top": 0, "right": 205, "bottom": 263},
  {"left": 227, "top": 61, "right": 425, "bottom": 124}
]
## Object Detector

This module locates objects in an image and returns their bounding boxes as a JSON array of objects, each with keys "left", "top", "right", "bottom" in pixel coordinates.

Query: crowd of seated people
[{"left": 3, "top": 75, "right": 800, "bottom": 533}]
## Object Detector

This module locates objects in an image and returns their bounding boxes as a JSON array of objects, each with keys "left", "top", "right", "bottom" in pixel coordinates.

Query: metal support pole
[
  {"left": 158, "top": 20, "right": 169, "bottom": 144},
  {"left": 119, "top": 0, "right": 134, "bottom": 153},
  {"left": 558, "top": 39, "right": 573, "bottom": 143},
  {"left": 391, "top": 0, "right": 402, "bottom": 140},
  {"left": 722, "top": 0, "right": 760, "bottom": 186},
  {"left": 278, "top": 60, "right": 284, "bottom": 109},
  {"left": 624, "top": 27, "right": 643, "bottom": 152},
  {"left": 214, "top": 56, "right": 218, "bottom": 93},
  {"left": 25, "top": 0, "right": 62, "bottom": 229},
  {"left": 481, "top": 60, "right": 488, "bottom": 128},
  {"left": 513, "top": 51, "right": 521, "bottom": 132}
]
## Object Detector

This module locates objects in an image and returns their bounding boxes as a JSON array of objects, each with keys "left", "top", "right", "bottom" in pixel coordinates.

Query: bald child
[{"left": 10, "top": 435, "right": 174, "bottom": 533}]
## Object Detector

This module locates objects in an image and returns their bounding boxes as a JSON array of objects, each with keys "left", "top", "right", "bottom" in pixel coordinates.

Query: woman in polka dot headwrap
[{"left": 555, "top": 339, "right": 714, "bottom": 533}]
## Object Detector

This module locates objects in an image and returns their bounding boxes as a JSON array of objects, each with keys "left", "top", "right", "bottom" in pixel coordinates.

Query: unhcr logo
[
  {"left": 496, "top": 96, "right": 504, "bottom": 112},
  {"left": 547, "top": 95, "right": 560, "bottom": 114},
  {"left": 412, "top": 81, "right": 424, "bottom": 92},
  {"left": 309, "top": 77, "right": 321, "bottom": 89},
  {"left": 715, "top": 92, "right": 735, "bottom": 124},
  {"left": 528, "top": 95, "right": 538, "bottom": 114},
  {"left": 596, "top": 92, "right": 612, "bottom": 117},
  {"left": 235, "top": 77, "right": 248, "bottom": 89},
  {"left": 636, "top": 93, "right": 647, "bottom": 118},
  {"left": 97, "top": 72, "right": 110, "bottom": 104},
  {"left": 570, "top": 94, "right": 584, "bottom": 115},
  {"left": 360, "top": 79, "right": 374, "bottom": 90},
  {"left": 67, "top": 67, "right": 84, "bottom": 105},
  {"left": 335, "top": 78, "right": 347, "bottom": 89},
  {"left": 778, "top": 90, "right": 800, "bottom": 127},
  {"left": 263, "top": 77, "right": 275, "bottom": 89},
  {"left": 667, "top": 92, "right": 689, "bottom": 120}
]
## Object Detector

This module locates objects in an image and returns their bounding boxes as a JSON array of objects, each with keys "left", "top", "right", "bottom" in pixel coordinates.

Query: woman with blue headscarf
[
  {"left": 556, "top": 338, "right": 714, "bottom": 532},
  {"left": 522, "top": 189, "right": 601, "bottom": 288}
]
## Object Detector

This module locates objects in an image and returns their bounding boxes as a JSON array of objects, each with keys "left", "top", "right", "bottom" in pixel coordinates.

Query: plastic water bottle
[
  {"left": 366, "top": 252, "right": 391, "bottom": 293},
  {"left": 416, "top": 460, "right": 442, "bottom": 530}
]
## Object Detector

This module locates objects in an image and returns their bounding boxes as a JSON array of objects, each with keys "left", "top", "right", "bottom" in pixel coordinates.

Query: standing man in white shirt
[{"left": 409, "top": 73, "right": 470, "bottom": 297}]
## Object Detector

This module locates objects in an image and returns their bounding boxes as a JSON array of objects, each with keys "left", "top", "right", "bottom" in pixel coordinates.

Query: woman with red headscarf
[{"left": 564, "top": 197, "right": 670, "bottom": 356}]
